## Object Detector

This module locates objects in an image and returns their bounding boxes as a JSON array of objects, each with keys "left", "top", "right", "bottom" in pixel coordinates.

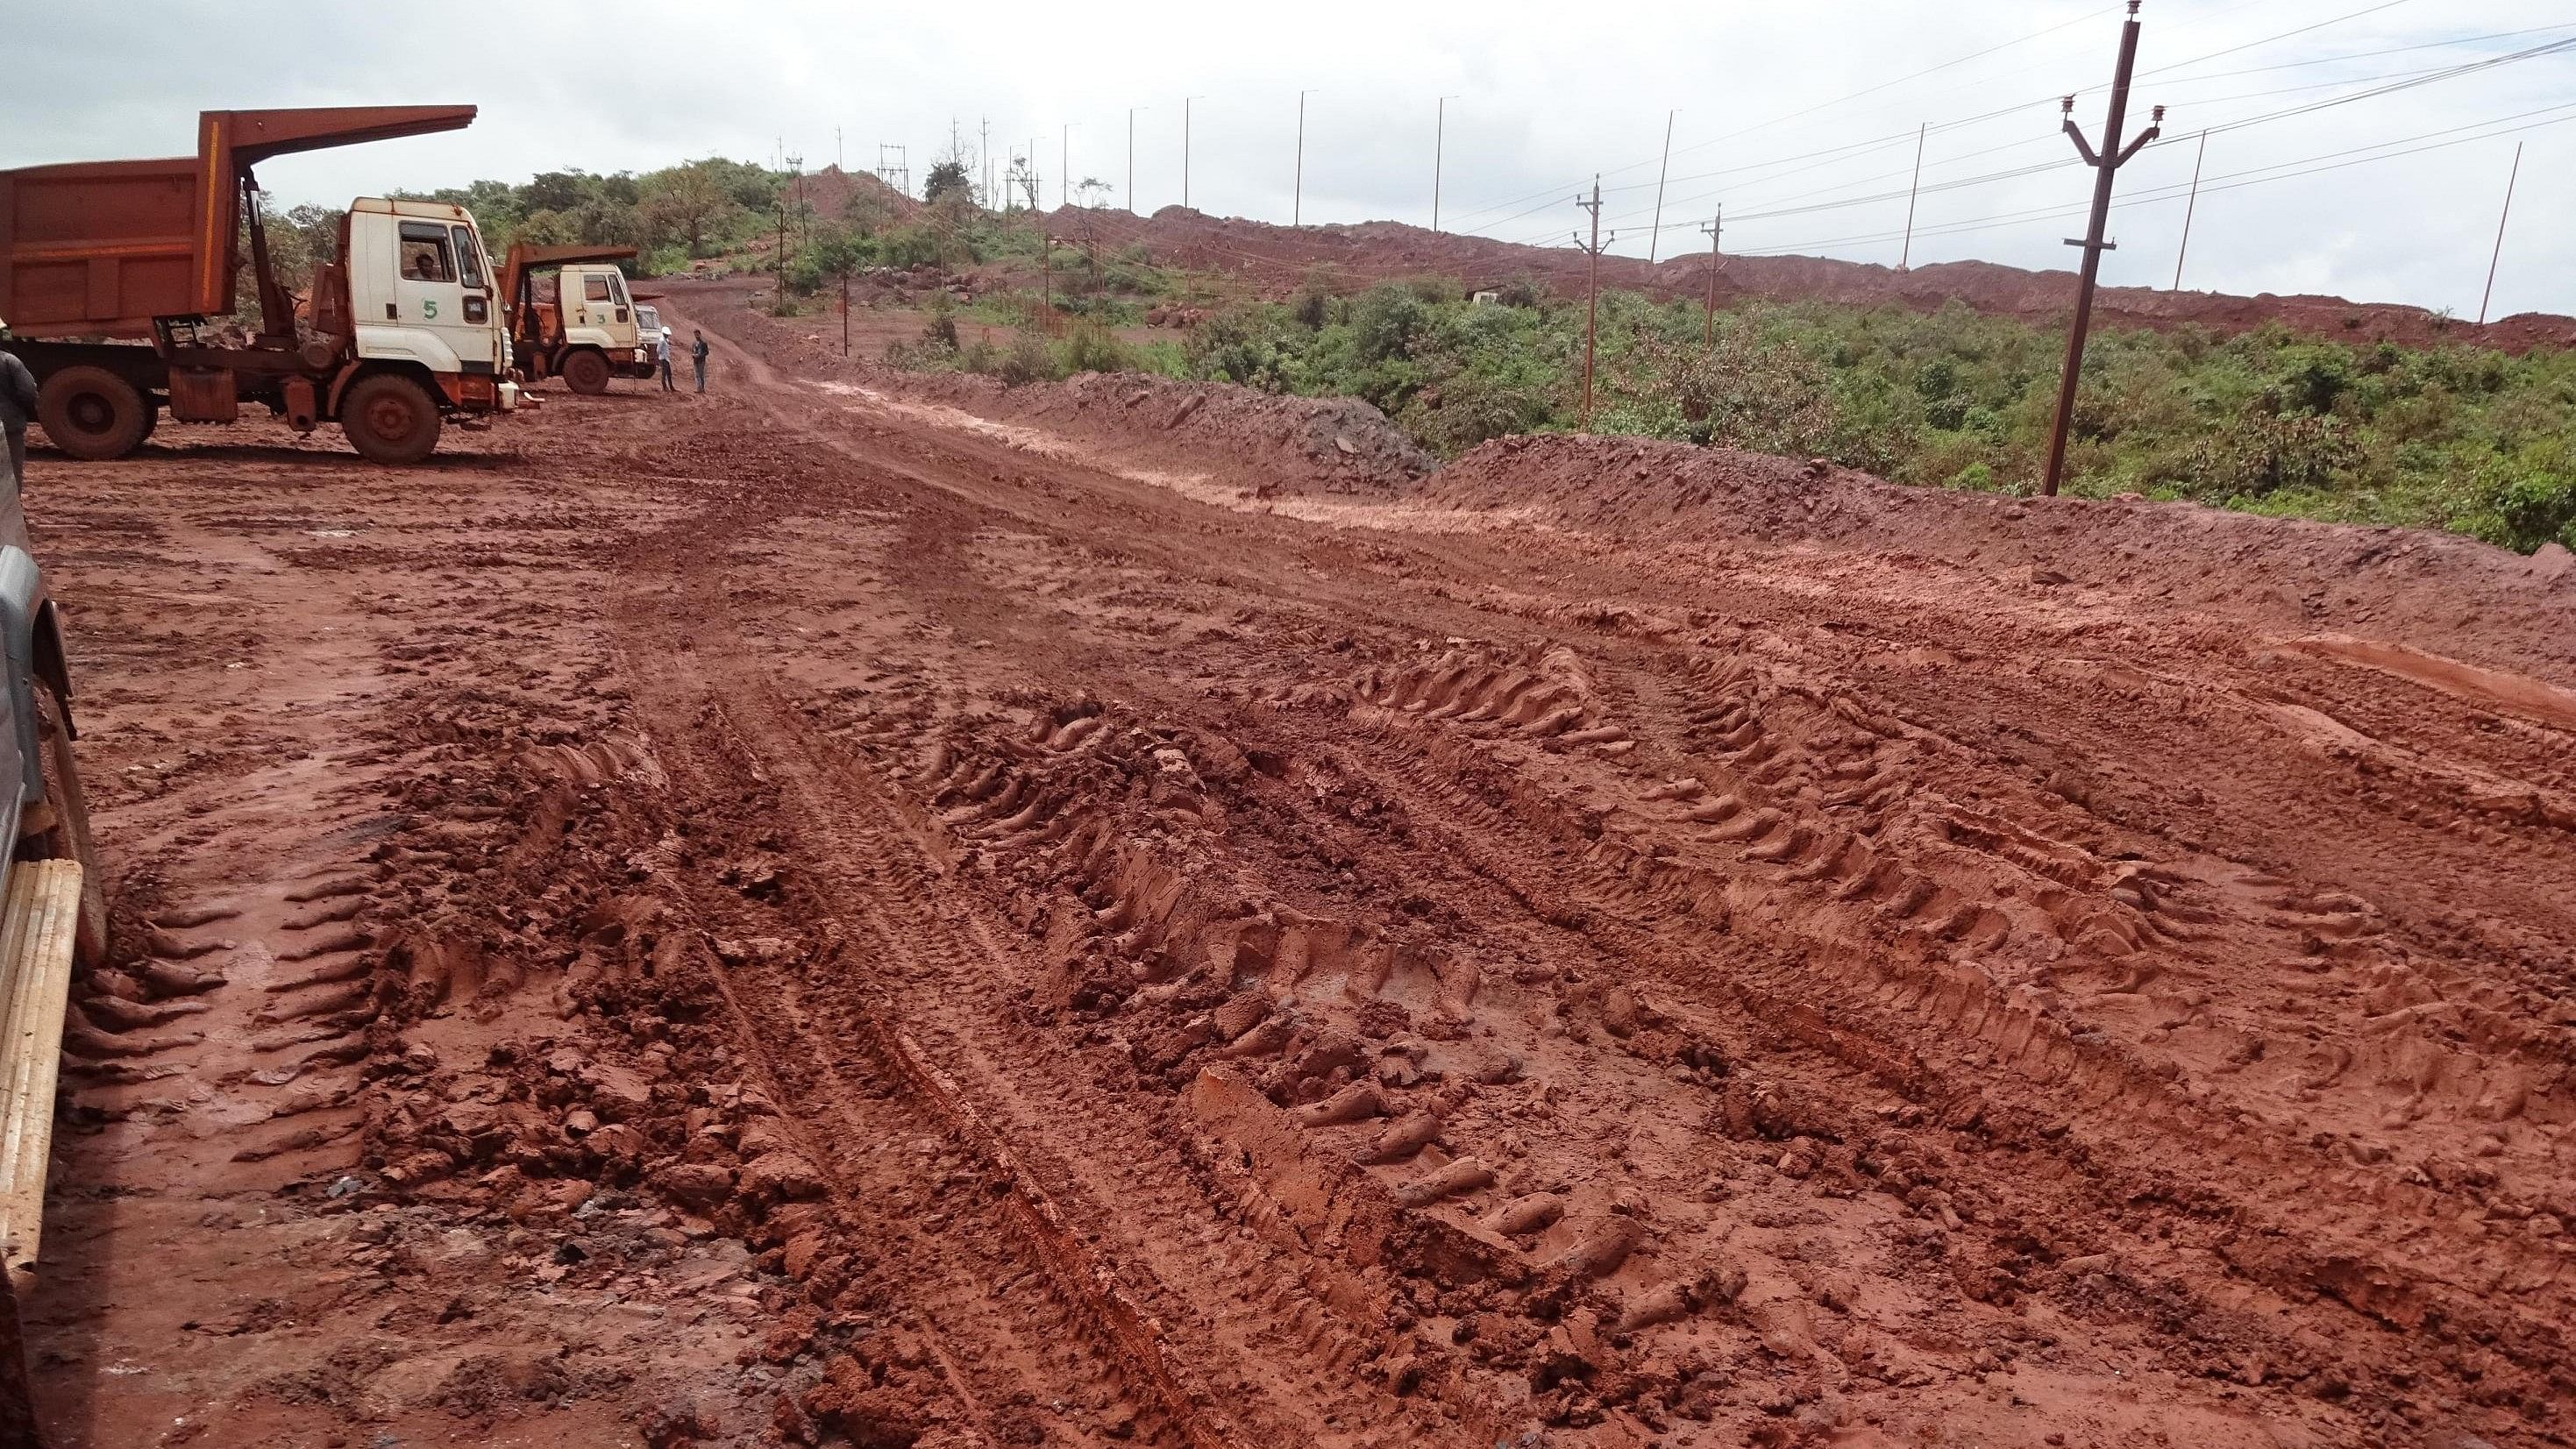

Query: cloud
[{"left": 4, "top": 0, "right": 2567, "bottom": 317}]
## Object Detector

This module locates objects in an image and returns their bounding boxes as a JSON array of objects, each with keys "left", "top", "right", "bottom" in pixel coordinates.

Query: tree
[
  {"left": 524, "top": 170, "right": 587, "bottom": 214},
  {"left": 923, "top": 160, "right": 974, "bottom": 206},
  {"left": 644, "top": 164, "right": 737, "bottom": 258}
]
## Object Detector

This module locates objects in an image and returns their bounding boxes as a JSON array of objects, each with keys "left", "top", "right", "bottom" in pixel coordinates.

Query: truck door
[
  {"left": 570, "top": 270, "right": 614, "bottom": 332},
  {"left": 391, "top": 221, "right": 476, "bottom": 367},
  {"left": 447, "top": 223, "right": 504, "bottom": 373},
  {"left": 601, "top": 270, "right": 637, "bottom": 347}
]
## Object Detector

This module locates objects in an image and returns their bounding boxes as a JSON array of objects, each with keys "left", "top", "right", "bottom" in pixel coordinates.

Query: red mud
[
  {"left": 1051, "top": 204, "right": 2576, "bottom": 353},
  {"left": 12, "top": 287, "right": 2575, "bottom": 1449}
]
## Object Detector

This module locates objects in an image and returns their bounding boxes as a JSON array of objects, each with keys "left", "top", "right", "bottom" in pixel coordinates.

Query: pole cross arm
[
  {"left": 2063, "top": 238, "right": 2119, "bottom": 251},
  {"left": 2113, "top": 124, "right": 2163, "bottom": 168},
  {"left": 2063, "top": 117, "right": 2100, "bottom": 167}
]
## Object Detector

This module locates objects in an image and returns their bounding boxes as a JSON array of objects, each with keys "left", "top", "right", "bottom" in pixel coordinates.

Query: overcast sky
[{"left": 7, "top": 0, "right": 2572, "bottom": 319}]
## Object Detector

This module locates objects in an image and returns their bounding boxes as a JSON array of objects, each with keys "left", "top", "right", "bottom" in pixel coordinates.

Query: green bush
[
  {"left": 883, "top": 259, "right": 2576, "bottom": 554},
  {"left": 996, "top": 331, "right": 1057, "bottom": 386},
  {"left": 1058, "top": 320, "right": 1135, "bottom": 376}
]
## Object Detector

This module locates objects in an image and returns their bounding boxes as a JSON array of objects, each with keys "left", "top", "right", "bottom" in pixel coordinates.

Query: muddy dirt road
[{"left": 16, "top": 292, "right": 2574, "bottom": 1449}]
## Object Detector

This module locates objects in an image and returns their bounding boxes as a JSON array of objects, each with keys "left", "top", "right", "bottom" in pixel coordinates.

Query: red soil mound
[
  {"left": 1045, "top": 205, "right": 2576, "bottom": 354},
  {"left": 1425, "top": 431, "right": 2576, "bottom": 680}
]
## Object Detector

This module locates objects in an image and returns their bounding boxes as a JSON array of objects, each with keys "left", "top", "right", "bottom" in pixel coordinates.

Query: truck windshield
[
  {"left": 449, "top": 225, "right": 487, "bottom": 289},
  {"left": 397, "top": 222, "right": 454, "bottom": 282}
]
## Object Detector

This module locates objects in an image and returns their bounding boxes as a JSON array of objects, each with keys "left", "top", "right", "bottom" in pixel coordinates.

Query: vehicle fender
[
  {"left": 329, "top": 358, "right": 463, "bottom": 414},
  {"left": 0, "top": 550, "right": 48, "bottom": 809}
]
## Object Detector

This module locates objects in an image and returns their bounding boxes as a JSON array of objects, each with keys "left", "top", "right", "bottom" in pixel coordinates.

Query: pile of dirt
[
  {"left": 793, "top": 164, "right": 920, "bottom": 226},
  {"left": 668, "top": 277, "right": 1435, "bottom": 497},
  {"left": 907, "top": 369, "right": 1436, "bottom": 496},
  {"left": 1422, "top": 432, "right": 2576, "bottom": 679},
  {"left": 1050, "top": 205, "right": 2576, "bottom": 354}
]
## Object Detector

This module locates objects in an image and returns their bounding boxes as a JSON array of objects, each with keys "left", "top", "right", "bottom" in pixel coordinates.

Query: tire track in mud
[
  {"left": 643, "top": 309, "right": 2576, "bottom": 1444},
  {"left": 601, "top": 632, "right": 1229, "bottom": 1449},
  {"left": 1306, "top": 652, "right": 2576, "bottom": 1425},
  {"left": 612, "top": 606, "right": 1469, "bottom": 1449}
]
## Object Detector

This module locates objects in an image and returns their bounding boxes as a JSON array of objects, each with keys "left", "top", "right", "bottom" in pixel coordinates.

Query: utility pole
[
  {"left": 2478, "top": 141, "right": 2523, "bottom": 326},
  {"left": 836, "top": 127, "right": 843, "bottom": 172},
  {"left": 1573, "top": 178, "right": 1609, "bottom": 430},
  {"left": 1128, "top": 106, "right": 1147, "bottom": 213},
  {"left": 1899, "top": 122, "right": 1926, "bottom": 270},
  {"left": 1185, "top": 96, "right": 1205, "bottom": 210},
  {"left": 981, "top": 117, "right": 992, "bottom": 207},
  {"left": 2041, "top": 1, "right": 2162, "bottom": 499},
  {"left": 2171, "top": 128, "right": 2207, "bottom": 290},
  {"left": 1022, "top": 161, "right": 1052, "bottom": 319},
  {"left": 1295, "top": 89, "right": 1316, "bottom": 226},
  {"left": 1648, "top": 109, "right": 1675, "bottom": 263},
  {"left": 1061, "top": 123, "right": 1074, "bottom": 210},
  {"left": 1433, "top": 95, "right": 1458, "bottom": 233},
  {"left": 776, "top": 155, "right": 802, "bottom": 316},
  {"left": 1701, "top": 210, "right": 1723, "bottom": 348}
]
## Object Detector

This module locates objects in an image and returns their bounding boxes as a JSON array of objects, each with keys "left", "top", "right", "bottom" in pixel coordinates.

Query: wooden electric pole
[
  {"left": 1434, "top": 95, "right": 1459, "bottom": 233},
  {"left": 1573, "top": 178, "right": 1609, "bottom": 430},
  {"left": 1648, "top": 109, "right": 1675, "bottom": 263},
  {"left": 1061, "top": 122, "right": 1074, "bottom": 210},
  {"left": 1185, "top": 96, "right": 1204, "bottom": 210},
  {"left": 1701, "top": 210, "right": 1722, "bottom": 348},
  {"left": 1899, "top": 122, "right": 1926, "bottom": 270},
  {"left": 2041, "top": 1, "right": 2162, "bottom": 499},
  {"left": 2479, "top": 141, "right": 2523, "bottom": 326},
  {"left": 2172, "top": 128, "right": 2207, "bottom": 290},
  {"left": 1295, "top": 89, "right": 1316, "bottom": 226},
  {"left": 1128, "top": 106, "right": 1147, "bottom": 213}
]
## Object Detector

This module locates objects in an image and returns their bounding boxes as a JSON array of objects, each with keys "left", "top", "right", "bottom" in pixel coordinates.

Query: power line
[
  {"left": 1436, "top": 4, "right": 2124, "bottom": 230},
  {"left": 1721, "top": 99, "right": 2576, "bottom": 258},
  {"left": 1533, "top": 25, "right": 2576, "bottom": 251}
]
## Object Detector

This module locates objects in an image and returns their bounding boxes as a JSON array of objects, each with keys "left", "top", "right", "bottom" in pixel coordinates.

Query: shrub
[
  {"left": 1058, "top": 320, "right": 1135, "bottom": 376},
  {"left": 996, "top": 331, "right": 1057, "bottom": 386},
  {"left": 2192, "top": 409, "right": 2362, "bottom": 497},
  {"left": 2451, "top": 440, "right": 2576, "bottom": 552}
]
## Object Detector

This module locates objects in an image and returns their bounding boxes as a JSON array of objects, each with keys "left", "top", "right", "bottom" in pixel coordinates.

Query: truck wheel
[
  {"left": 28, "top": 685, "right": 107, "bottom": 972},
  {"left": 341, "top": 373, "right": 444, "bottom": 465},
  {"left": 560, "top": 348, "right": 613, "bottom": 395},
  {"left": 35, "top": 366, "right": 152, "bottom": 461}
]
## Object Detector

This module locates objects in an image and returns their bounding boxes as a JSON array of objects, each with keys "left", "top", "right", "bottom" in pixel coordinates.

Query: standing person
[
  {"left": 690, "top": 330, "right": 710, "bottom": 394},
  {"left": 655, "top": 326, "right": 674, "bottom": 392}
]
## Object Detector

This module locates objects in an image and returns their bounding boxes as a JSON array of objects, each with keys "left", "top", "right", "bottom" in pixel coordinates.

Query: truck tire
[
  {"left": 341, "top": 373, "right": 444, "bottom": 465},
  {"left": 560, "top": 348, "right": 613, "bottom": 395},
  {"left": 28, "top": 685, "right": 107, "bottom": 972},
  {"left": 35, "top": 366, "right": 152, "bottom": 461}
]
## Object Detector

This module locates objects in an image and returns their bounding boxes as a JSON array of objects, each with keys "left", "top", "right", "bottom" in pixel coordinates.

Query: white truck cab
[
  {"left": 557, "top": 263, "right": 645, "bottom": 367},
  {"left": 346, "top": 199, "right": 514, "bottom": 396}
]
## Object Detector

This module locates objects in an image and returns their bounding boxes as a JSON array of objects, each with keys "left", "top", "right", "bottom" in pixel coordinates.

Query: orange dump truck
[{"left": 0, "top": 106, "right": 515, "bottom": 465}]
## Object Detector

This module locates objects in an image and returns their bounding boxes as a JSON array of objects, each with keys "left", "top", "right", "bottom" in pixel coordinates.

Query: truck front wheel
[
  {"left": 342, "top": 373, "right": 444, "bottom": 465},
  {"left": 35, "top": 366, "right": 153, "bottom": 461},
  {"left": 560, "top": 348, "right": 613, "bottom": 395}
]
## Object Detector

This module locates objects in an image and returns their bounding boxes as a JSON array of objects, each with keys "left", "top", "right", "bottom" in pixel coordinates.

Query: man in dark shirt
[{"left": 691, "top": 330, "right": 710, "bottom": 394}]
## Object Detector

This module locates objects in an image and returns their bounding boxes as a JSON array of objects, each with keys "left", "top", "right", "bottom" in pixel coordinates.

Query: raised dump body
[{"left": 0, "top": 107, "right": 515, "bottom": 464}]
